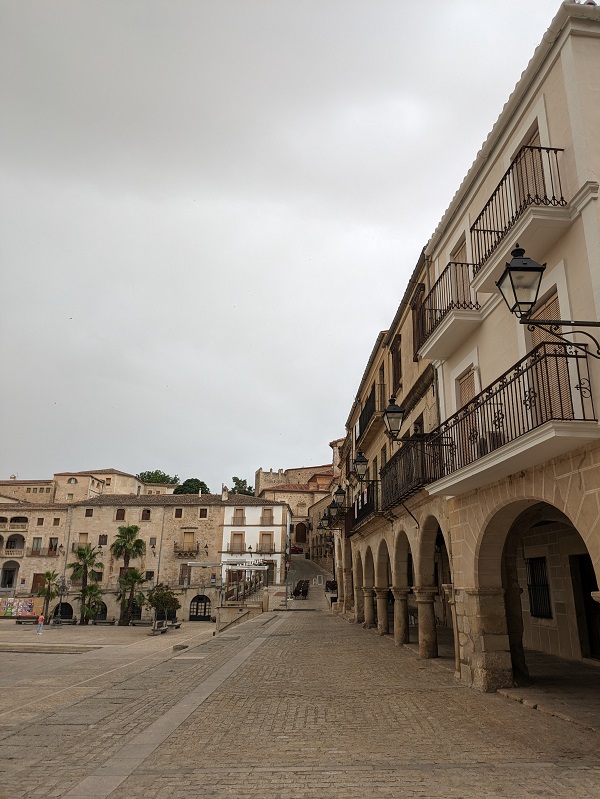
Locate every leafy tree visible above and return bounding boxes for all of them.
[117,568,147,626]
[230,476,254,495]
[68,545,103,625]
[173,478,210,495]
[136,470,179,484]
[145,583,181,621]
[110,525,146,570]
[76,583,105,624]
[37,570,59,618]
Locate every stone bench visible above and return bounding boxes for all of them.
[92,619,116,626]
[151,619,170,635]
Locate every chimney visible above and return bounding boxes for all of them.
[221,484,228,501]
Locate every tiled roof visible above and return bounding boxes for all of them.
[0,479,52,485]
[0,493,30,502]
[76,493,285,507]
[259,484,329,493]
[54,468,137,479]
[0,503,69,511]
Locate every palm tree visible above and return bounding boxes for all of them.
[110,525,146,570]
[117,567,146,626]
[76,582,105,624]
[38,570,59,618]
[68,544,103,625]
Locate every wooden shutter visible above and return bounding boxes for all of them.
[530,293,573,420]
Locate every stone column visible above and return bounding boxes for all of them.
[363,587,375,629]
[343,568,354,614]
[442,583,460,677]
[391,588,409,645]
[463,587,513,692]
[354,585,364,624]
[592,591,600,605]
[415,589,438,659]
[375,588,389,635]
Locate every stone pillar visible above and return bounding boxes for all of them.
[354,585,364,624]
[363,587,375,629]
[461,588,513,692]
[343,568,354,614]
[504,551,529,685]
[442,583,460,677]
[391,588,409,645]
[592,591,600,605]
[415,589,438,659]
[375,588,389,635]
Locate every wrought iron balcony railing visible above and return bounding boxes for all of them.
[381,437,434,509]
[428,341,595,477]
[357,383,386,442]
[417,262,480,351]
[352,480,380,527]
[471,146,567,272]
[174,541,200,556]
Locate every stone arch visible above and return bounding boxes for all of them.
[0,560,19,589]
[375,539,391,588]
[295,522,307,544]
[374,539,392,636]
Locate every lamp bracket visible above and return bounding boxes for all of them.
[522,319,600,359]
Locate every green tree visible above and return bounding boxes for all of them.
[76,582,105,624]
[145,583,181,622]
[230,476,254,495]
[110,525,146,570]
[117,568,147,626]
[68,545,103,625]
[37,570,59,618]
[173,478,210,495]
[136,470,179,484]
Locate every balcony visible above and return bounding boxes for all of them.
[351,481,381,530]
[259,515,275,526]
[427,341,599,497]
[470,146,569,293]
[417,262,481,360]
[226,543,246,554]
[231,515,246,526]
[26,548,59,557]
[255,544,277,554]
[0,548,24,558]
[381,437,434,509]
[357,383,387,448]
[8,523,28,531]
[174,541,200,557]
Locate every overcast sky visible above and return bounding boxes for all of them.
[0,0,562,491]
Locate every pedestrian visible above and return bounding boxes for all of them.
[36,613,45,635]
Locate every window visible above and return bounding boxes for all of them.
[141,509,151,521]
[259,532,273,553]
[115,509,125,521]
[98,534,108,546]
[183,531,195,549]
[199,508,208,519]
[26,488,31,493]
[67,494,73,501]
[233,509,245,525]
[67,478,78,485]
[91,569,103,582]
[32,537,42,554]
[85,509,93,518]
[147,490,152,495]
[145,570,155,581]
[46,488,51,493]
[31,573,46,593]
[381,444,387,468]
[179,564,191,586]
[149,537,157,547]
[33,488,37,493]
[105,478,111,486]
[230,532,245,553]
[261,508,273,525]
[53,518,60,526]
[391,335,402,393]
[37,518,44,526]
[410,284,426,361]
[174,508,183,519]
[48,538,58,554]
[526,557,552,618]
[78,533,88,545]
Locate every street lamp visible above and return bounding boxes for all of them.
[496,244,600,357]
[383,396,405,439]
[332,485,346,509]
[352,450,369,481]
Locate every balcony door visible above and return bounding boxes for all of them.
[529,293,574,422]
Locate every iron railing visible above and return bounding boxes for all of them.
[352,480,380,526]
[174,541,200,555]
[357,384,386,441]
[428,341,595,477]
[471,146,567,272]
[417,262,480,350]
[381,437,434,509]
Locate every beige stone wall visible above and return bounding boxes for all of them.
[0,481,55,503]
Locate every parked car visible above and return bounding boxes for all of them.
[290,546,304,554]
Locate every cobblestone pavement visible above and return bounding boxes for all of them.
[1,562,599,799]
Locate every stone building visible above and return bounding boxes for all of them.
[255,457,337,548]
[0,469,289,622]
[333,2,600,691]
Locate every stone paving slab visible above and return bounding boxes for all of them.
[1,563,600,798]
